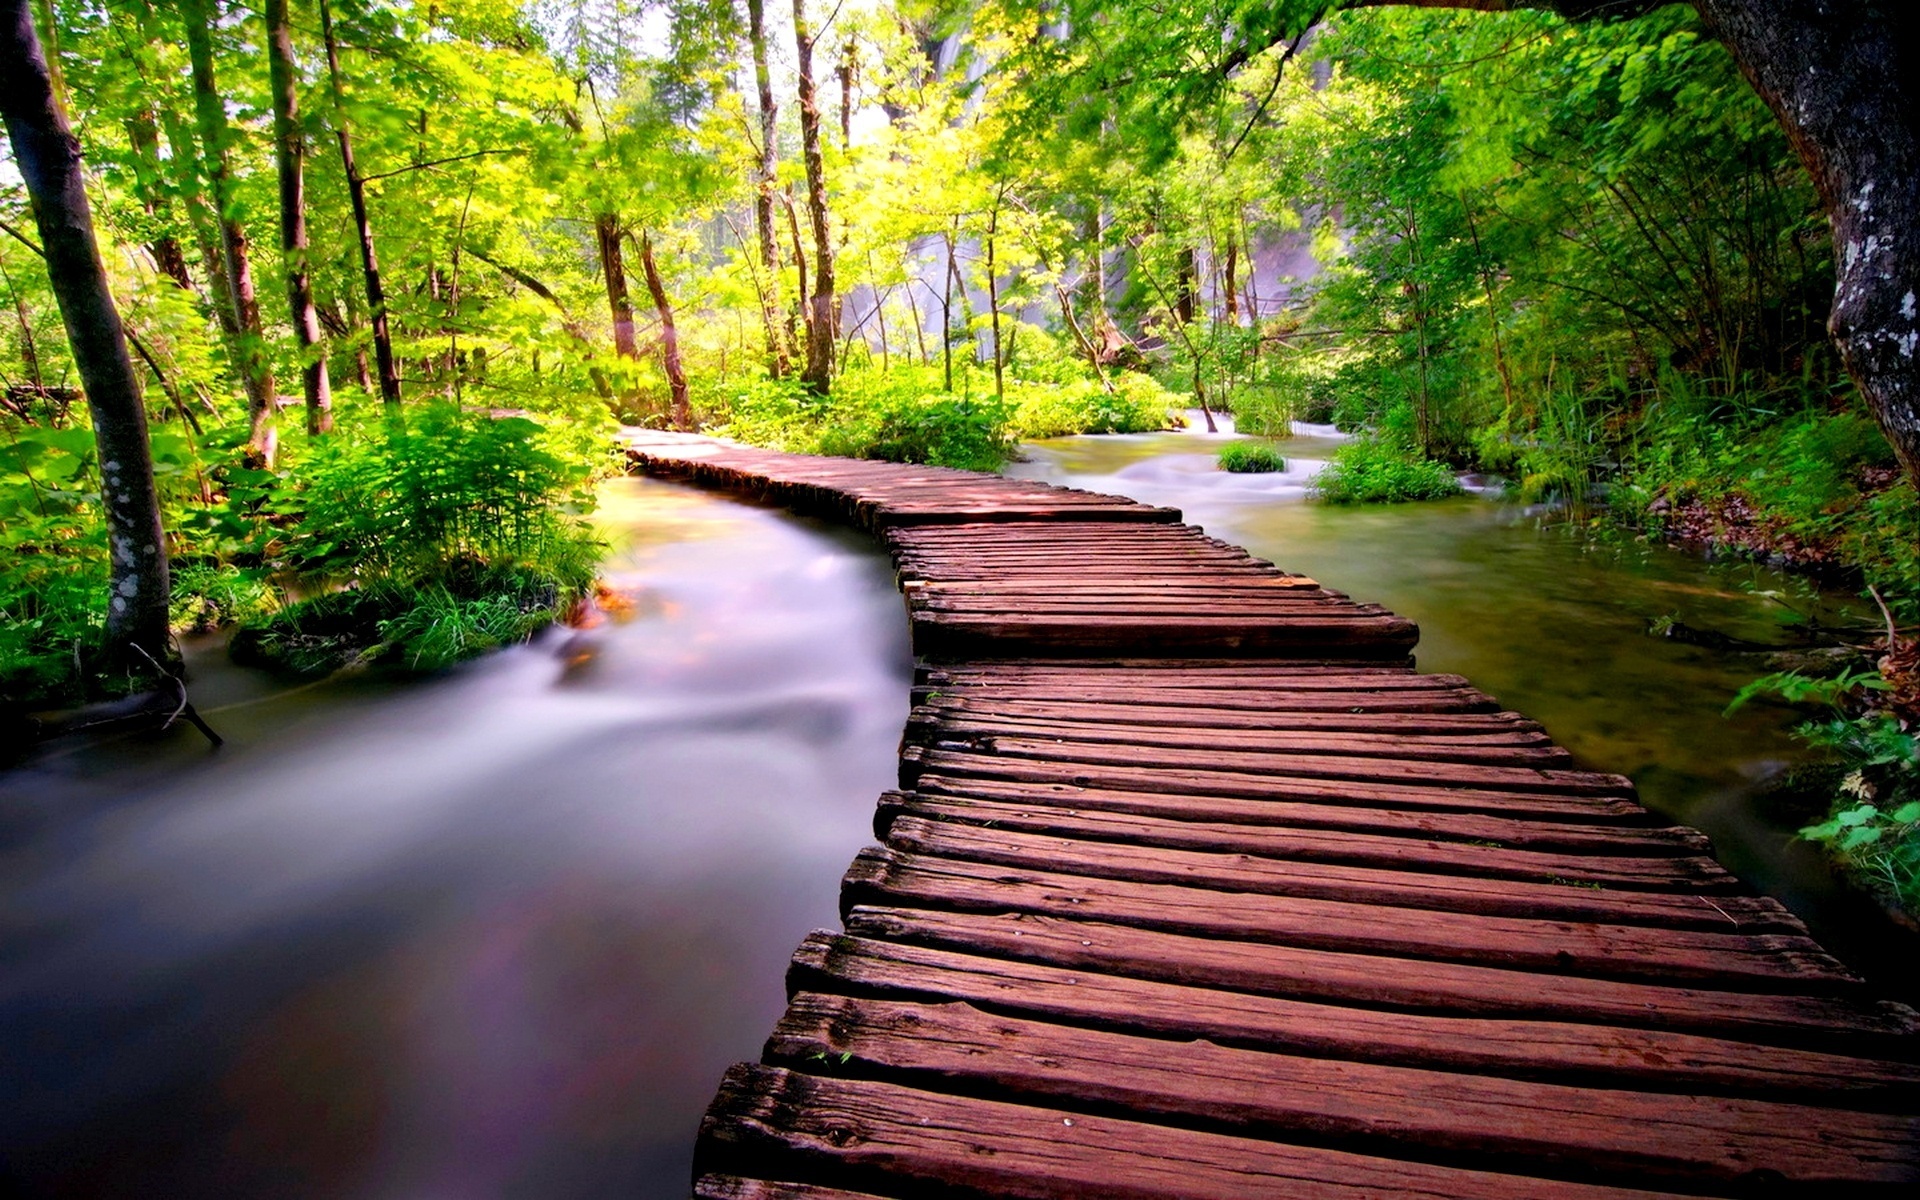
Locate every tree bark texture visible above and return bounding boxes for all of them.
[638,230,691,430]
[794,0,837,394]
[0,0,172,674]
[182,0,277,464]
[266,0,331,435]
[320,0,400,408]
[1687,0,1920,484]
[747,0,788,378]
[595,212,639,359]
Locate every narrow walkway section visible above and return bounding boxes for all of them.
[624,432,1920,1199]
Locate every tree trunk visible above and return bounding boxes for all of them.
[1223,231,1240,324]
[320,0,400,408]
[838,39,855,151]
[638,230,691,430]
[595,212,638,359]
[1688,0,1920,486]
[157,103,240,342]
[794,0,837,394]
[1,0,172,676]
[125,107,194,292]
[1175,245,1197,325]
[746,0,787,378]
[985,202,1004,399]
[182,0,277,464]
[266,0,331,435]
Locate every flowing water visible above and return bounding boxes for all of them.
[1008,416,1920,995]
[0,479,911,1199]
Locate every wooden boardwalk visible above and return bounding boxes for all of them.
[623,432,1920,1199]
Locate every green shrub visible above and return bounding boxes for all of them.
[232,563,565,676]
[1217,442,1287,473]
[1312,436,1462,504]
[278,404,598,584]
[1729,670,1919,915]
[1006,373,1177,440]
[169,563,280,635]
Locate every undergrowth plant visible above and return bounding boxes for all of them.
[1313,435,1461,504]
[1218,442,1287,473]
[1728,669,1920,915]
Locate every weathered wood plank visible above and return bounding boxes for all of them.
[937,735,1630,795]
[917,713,1573,766]
[842,906,1920,1050]
[790,933,1920,1102]
[876,798,1760,899]
[883,781,1714,856]
[909,750,1647,819]
[695,1176,900,1200]
[697,1065,1693,1200]
[844,848,1849,986]
[767,993,1920,1188]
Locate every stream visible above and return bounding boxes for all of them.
[3,426,1916,1198]
[0,481,910,1199]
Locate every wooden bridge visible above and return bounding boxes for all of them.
[623,431,1920,1199]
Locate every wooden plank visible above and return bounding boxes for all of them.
[930,736,1629,795]
[697,1065,1692,1200]
[695,1176,899,1200]
[767,993,1920,1188]
[914,696,1545,735]
[884,781,1714,856]
[910,754,1647,820]
[844,848,1847,985]
[790,933,1920,1102]
[915,685,1493,714]
[842,906,1920,1050]
[917,714,1573,767]
[877,798,1758,898]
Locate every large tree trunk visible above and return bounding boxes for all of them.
[1,0,172,676]
[266,0,331,436]
[637,230,691,430]
[1688,0,1920,485]
[595,212,639,360]
[319,0,400,409]
[746,0,787,379]
[793,0,837,394]
[182,0,277,464]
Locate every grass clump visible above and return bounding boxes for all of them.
[233,404,600,677]
[1313,436,1461,504]
[1217,442,1287,473]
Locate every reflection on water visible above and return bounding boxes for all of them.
[0,479,912,1199]
[1011,428,1920,995]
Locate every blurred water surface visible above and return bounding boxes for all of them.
[0,478,911,1199]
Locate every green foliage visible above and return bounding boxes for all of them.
[1312,436,1462,504]
[277,404,598,585]
[1217,442,1287,473]
[1734,671,1920,914]
[1006,373,1176,440]
[231,562,566,676]
[169,564,281,635]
